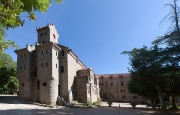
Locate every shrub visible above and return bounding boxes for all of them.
[84,101,92,107]
[130,102,137,109]
[107,100,112,107]
[93,101,101,107]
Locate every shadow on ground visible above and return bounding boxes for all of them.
[0,95,179,115]
[0,95,24,104]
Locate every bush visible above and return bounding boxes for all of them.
[83,101,92,107]
[93,101,101,107]
[130,102,137,109]
[107,100,112,107]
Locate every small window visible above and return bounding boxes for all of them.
[61,66,64,73]
[40,33,43,37]
[133,96,137,99]
[46,50,48,54]
[62,50,64,56]
[42,82,47,86]
[111,95,115,99]
[110,83,113,86]
[46,62,48,67]
[42,63,43,67]
[42,51,43,55]
[24,54,26,58]
[53,34,56,39]
[56,64,57,68]
[121,95,125,99]
[21,55,22,58]
[21,83,24,87]
[24,65,26,69]
[56,52,58,56]
[121,83,123,86]
[37,81,40,90]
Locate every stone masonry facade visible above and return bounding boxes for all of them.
[15,24,145,105]
[15,24,99,105]
[97,74,146,103]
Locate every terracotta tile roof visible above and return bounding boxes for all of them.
[96,73,130,78]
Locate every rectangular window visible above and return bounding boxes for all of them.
[21,55,22,58]
[133,96,137,99]
[37,81,40,90]
[56,52,58,56]
[24,54,26,58]
[110,83,113,86]
[46,62,48,67]
[61,66,64,72]
[42,51,43,55]
[56,64,57,68]
[121,83,123,86]
[42,63,43,67]
[62,50,64,56]
[46,50,48,54]
[121,95,125,99]
[24,65,26,69]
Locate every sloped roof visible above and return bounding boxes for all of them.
[96,73,130,78]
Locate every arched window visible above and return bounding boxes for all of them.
[21,83,24,87]
[42,82,47,86]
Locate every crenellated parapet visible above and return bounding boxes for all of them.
[26,44,35,52]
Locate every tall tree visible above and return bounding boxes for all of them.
[122,45,167,112]
[153,0,180,45]
[0,0,63,52]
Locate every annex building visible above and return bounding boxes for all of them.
[15,24,100,105]
[97,74,145,103]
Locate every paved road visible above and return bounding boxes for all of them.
[0,95,174,115]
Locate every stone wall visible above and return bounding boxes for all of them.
[98,74,145,103]
[67,51,86,103]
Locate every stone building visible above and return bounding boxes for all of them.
[97,73,145,103]
[14,24,99,105]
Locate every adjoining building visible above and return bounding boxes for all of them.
[14,24,100,105]
[97,73,145,103]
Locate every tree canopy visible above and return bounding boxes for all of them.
[0,0,63,52]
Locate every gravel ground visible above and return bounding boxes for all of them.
[0,95,179,115]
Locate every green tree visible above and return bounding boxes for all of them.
[122,45,167,112]
[0,52,16,68]
[7,76,19,94]
[128,72,158,109]
[0,0,63,52]
[0,52,17,94]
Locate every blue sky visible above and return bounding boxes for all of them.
[5,0,174,74]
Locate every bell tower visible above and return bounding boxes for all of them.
[36,23,59,44]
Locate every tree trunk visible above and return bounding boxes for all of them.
[151,97,155,109]
[172,95,176,108]
[156,85,166,113]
